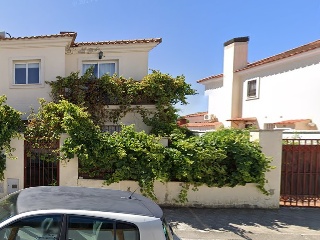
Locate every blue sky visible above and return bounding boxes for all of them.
[1,0,320,115]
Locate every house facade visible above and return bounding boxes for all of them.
[0,31,161,131]
[198,37,320,130]
[0,31,161,195]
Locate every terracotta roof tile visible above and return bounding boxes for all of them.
[182,122,222,127]
[0,32,161,48]
[183,112,208,117]
[226,117,257,121]
[0,32,77,41]
[73,38,162,47]
[197,73,223,83]
[237,39,320,72]
[274,119,310,124]
[198,39,320,84]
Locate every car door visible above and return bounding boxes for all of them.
[66,215,140,240]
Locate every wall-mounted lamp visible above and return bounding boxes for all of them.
[98,51,103,59]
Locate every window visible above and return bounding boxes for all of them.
[246,78,259,99]
[247,79,257,98]
[14,61,40,84]
[67,215,139,240]
[82,62,116,78]
[0,215,62,239]
[102,125,122,134]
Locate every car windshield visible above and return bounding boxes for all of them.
[0,191,19,223]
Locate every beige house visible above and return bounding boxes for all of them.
[0,31,161,131]
[198,37,320,130]
[0,31,161,195]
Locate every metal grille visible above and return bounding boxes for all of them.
[102,125,122,134]
[281,139,320,207]
[24,141,59,188]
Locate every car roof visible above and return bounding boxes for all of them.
[15,186,163,218]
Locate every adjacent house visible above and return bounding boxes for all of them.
[198,37,320,130]
[177,112,223,132]
[0,31,161,195]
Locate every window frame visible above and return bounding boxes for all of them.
[81,60,118,78]
[10,57,45,89]
[246,77,260,100]
[0,214,63,240]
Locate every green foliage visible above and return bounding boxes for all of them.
[46,69,196,135]
[25,99,100,161]
[24,69,271,202]
[0,96,22,180]
[24,98,271,201]
[79,125,169,200]
[166,128,272,195]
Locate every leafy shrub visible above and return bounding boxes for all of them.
[0,96,22,180]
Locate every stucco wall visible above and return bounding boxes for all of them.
[106,106,155,133]
[241,54,320,129]
[65,49,149,80]
[0,47,66,117]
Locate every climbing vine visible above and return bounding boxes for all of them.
[0,96,22,180]
[46,69,196,135]
[24,98,272,201]
[22,70,272,202]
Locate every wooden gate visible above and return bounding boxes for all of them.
[24,141,60,188]
[281,139,320,207]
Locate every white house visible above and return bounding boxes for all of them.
[198,37,320,130]
[0,31,161,195]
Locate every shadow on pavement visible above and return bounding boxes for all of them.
[163,206,320,239]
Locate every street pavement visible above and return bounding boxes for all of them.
[162,206,320,240]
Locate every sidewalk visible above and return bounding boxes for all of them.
[163,206,320,240]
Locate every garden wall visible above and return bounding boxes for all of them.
[76,130,283,208]
[2,130,282,208]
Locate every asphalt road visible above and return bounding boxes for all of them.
[162,206,320,240]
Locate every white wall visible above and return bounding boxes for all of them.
[205,79,225,122]
[241,54,320,129]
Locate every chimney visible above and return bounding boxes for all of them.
[222,36,249,126]
[0,31,6,39]
[223,36,249,72]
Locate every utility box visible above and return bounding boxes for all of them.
[7,178,19,194]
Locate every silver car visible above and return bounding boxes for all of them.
[0,186,174,240]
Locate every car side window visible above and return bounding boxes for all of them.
[67,216,114,240]
[116,222,139,240]
[67,215,140,240]
[0,214,62,240]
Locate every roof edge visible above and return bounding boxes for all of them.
[224,36,249,47]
